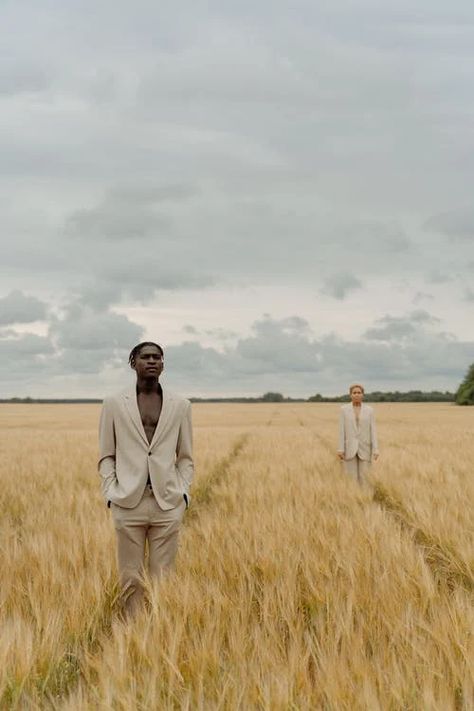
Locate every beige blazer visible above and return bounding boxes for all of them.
[98,386,193,510]
[338,403,379,461]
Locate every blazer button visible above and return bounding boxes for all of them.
[148,451,152,456]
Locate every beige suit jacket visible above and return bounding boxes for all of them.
[98,386,194,510]
[338,403,379,461]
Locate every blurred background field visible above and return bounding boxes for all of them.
[0,403,473,710]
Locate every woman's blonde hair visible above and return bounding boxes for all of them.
[349,383,365,394]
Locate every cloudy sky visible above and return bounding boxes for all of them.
[1,0,474,398]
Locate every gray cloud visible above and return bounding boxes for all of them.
[66,184,197,241]
[329,220,411,254]
[412,291,434,304]
[0,299,144,390]
[164,311,473,396]
[364,310,440,342]
[205,327,238,341]
[425,270,453,284]
[166,341,228,377]
[51,188,418,313]
[321,273,363,300]
[234,315,318,372]
[0,290,48,325]
[109,185,198,204]
[51,303,143,353]
[67,203,170,242]
[0,332,55,387]
[425,207,474,240]
[181,325,238,341]
[0,332,53,357]
[75,268,214,310]
[1,309,472,397]
[0,59,50,96]
[2,2,472,309]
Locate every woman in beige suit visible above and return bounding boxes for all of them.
[337,384,379,484]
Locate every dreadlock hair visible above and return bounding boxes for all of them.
[128,341,164,367]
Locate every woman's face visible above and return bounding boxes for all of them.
[351,387,364,404]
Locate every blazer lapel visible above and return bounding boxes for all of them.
[350,404,365,430]
[149,388,174,450]
[348,404,357,429]
[123,387,148,446]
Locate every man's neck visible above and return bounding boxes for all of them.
[136,378,161,395]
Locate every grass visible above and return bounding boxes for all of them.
[0,403,473,709]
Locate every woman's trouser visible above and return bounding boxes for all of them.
[342,455,371,485]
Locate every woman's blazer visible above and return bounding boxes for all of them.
[338,403,379,461]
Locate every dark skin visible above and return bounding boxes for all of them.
[131,345,164,444]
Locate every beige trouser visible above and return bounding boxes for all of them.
[342,455,372,485]
[111,485,186,617]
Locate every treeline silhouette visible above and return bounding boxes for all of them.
[0,389,461,404]
[455,363,474,405]
[0,398,103,403]
[192,390,455,403]
[308,390,455,403]
[3,362,472,405]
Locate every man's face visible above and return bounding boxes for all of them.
[132,345,164,380]
[351,387,363,404]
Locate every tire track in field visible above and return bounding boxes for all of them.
[296,409,474,595]
[184,432,249,521]
[373,482,474,594]
[293,411,335,456]
[44,432,250,710]
[266,408,280,426]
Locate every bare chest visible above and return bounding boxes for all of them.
[350,406,366,429]
[137,393,162,443]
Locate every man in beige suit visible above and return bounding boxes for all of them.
[337,383,379,484]
[98,341,193,617]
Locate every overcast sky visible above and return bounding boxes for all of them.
[1,0,473,397]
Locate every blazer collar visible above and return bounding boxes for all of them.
[122,385,174,449]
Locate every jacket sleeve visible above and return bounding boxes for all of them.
[176,400,194,497]
[338,408,345,454]
[98,397,117,502]
[370,409,379,454]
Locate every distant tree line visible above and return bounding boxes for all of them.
[0,391,457,404]
[0,398,102,404]
[308,390,455,403]
[455,363,474,405]
[189,393,307,403]
[191,390,456,403]
[2,362,474,404]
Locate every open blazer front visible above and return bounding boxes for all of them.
[98,386,194,510]
[338,403,379,461]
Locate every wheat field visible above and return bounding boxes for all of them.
[1,402,473,710]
